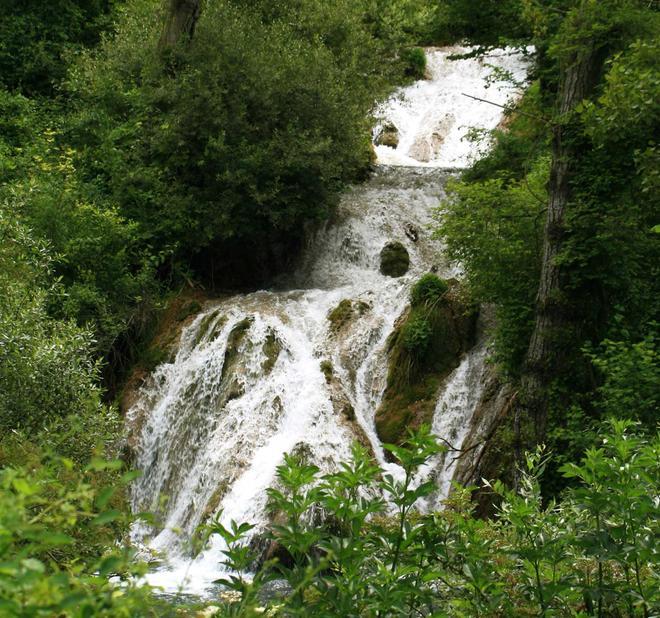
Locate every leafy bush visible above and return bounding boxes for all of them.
[0,207,100,434]
[401,314,432,353]
[589,336,658,425]
[360,0,440,49]
[435,157,548,373]
[432,0,532,45]
[206,421,659,617]
[67,0,384,286]
[410,273,448,306]
[0,0,118,95]
[401,46,427,78]
[0,457,160,617]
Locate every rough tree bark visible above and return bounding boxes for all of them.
[520,42,605,440]
[158,0,201,52]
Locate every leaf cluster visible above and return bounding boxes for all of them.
[207,422,660,617]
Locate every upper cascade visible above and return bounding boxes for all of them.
[126,46,531,596]
[374,46,532,168]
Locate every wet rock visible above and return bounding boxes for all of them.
[375,122,399,148]
[262,330,282,374]
[374,280,478,449]
[341,402,356,421]
[404,223,419,242]
[408,114,454,162]
[221,318,253,382]
[379,241,410,277]
[327,299,371,332]
[319,360,333,383]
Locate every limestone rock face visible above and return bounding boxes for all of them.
[379,241,410,277]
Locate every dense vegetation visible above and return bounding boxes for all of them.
[436,0,659,493]
[0,0,657,615]
[208,421,658,616]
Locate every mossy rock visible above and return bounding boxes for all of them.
[262,329,282,374]
[320,360,333,383]
[193,309,227,347]
[379,241,410,277]
[328,299,353,330]
[341,402,356,421]
[212,317,254,412]
[410,273,449,307]
[328,299,371,332]
[222,317,253,383]
[375,282,478,449]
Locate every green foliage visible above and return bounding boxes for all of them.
[0,91,39,182]
[0,0,119,95]
[559,36,660,346]
[401,314,432,354]
[20,141,159,356]
[0,456,161,617]
[0,208,101,435]
[588,335,658,425]
[360,0,440,49]
[401,46,427,78]
[561,420,660,615]
[462,81,549,184]
[435,156,548,373]
[435,2,659,495]
[66,0,385,286]
[432,0,532,45]
[410,273,448,307]
[207,422,660,617]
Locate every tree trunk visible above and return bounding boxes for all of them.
[521,44,603,440]
[158,0,201,52]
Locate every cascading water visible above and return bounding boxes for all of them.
[128,46,530,595]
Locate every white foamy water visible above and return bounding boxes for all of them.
[127,47,531,596]
[374,46,531,168]
[415,340,490,510]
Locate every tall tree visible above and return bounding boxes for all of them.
[158,0,201,52]
[521,2,607,439]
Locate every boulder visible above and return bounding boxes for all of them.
[375,122,399,148]
[374,280,479,449]
[379,241,410,277]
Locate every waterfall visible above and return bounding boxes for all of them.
[127,46,530,595]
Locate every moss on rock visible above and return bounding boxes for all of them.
[328,299,371,332]
[379,241,410,277]
[262,329,282,374]
[193,309,227,347]
[320,360,333,383]
[410,273,449,307]
[375,280,478,448]
[214,317,254,409]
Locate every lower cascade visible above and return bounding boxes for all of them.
[127,46,530,595]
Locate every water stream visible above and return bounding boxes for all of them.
[127,46,530,595]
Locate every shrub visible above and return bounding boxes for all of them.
[0,0,118,95]
[401,46,426,78]
[207,422,660,617]
[0,457,159,616]
[410,273,448,306]
[435,156,548,374]
[67,0,383,286]
[0,207,100,435]
[401,314,432,353]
